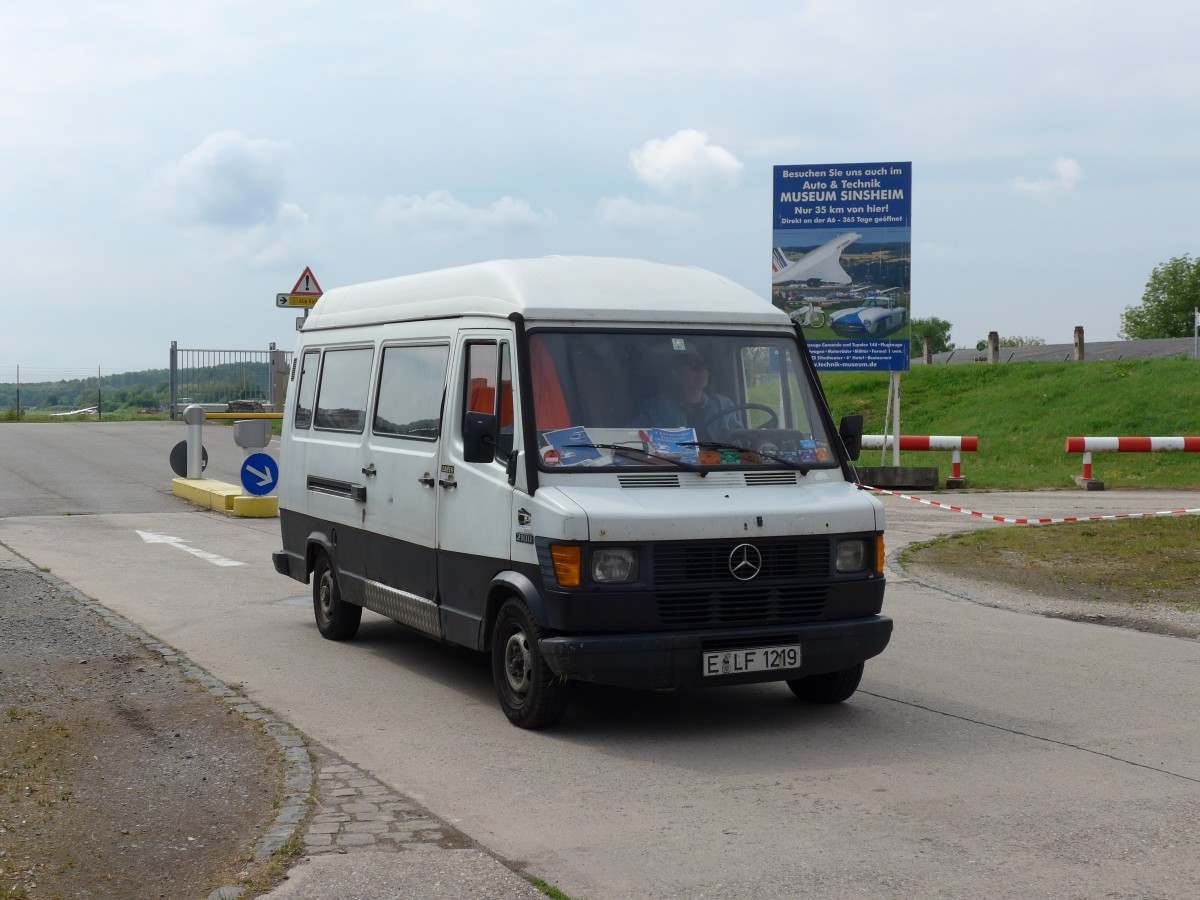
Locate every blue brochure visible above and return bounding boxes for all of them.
[542,426,603,466]
[644,427,700,465]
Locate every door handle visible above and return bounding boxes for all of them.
[418,472,436,488]
[438,476,457,490]
[362,463,377,477]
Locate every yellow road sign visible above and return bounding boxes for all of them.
[276,293,320,308]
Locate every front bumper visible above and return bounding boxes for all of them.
[539,615,892,689]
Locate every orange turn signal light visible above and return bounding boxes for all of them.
[550,544,582,587]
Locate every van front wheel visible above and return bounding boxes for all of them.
[786,662,864,704]
[312,551,362,641]
[491,598,568,729]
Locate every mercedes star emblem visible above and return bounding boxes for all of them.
[728,543,762,581]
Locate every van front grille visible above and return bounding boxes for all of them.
[655,584,829,627]
[651,538,832,627]
[653,539,831,584]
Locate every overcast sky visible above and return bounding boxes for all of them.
[2,0,1198,380]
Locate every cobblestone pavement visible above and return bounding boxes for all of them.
[299,744,474,856]
[259,742,550,900]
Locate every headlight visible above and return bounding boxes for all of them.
[836,539,868,573]
[591,547,639,583]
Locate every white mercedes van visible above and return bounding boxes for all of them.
[273,257,890,728]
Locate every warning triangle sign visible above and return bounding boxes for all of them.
[291,266,323,296]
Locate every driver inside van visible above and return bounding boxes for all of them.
[638,345,742,442]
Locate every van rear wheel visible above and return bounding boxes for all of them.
[313,551,362,641]
[787,662,864,704]
[491,598,568,729]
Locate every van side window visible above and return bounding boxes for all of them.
[293,350,320,430]
[464,342,514,457]
[373,344,450,440]
[314,347,373,433]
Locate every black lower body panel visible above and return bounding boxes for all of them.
[539,615,892,689]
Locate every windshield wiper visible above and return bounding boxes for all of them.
[565,443,708,477]
[681,440,811,475]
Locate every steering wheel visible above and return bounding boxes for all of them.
[701,403,778,430]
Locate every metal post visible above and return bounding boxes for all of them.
[880,376,893,466]
[183,405,205,479]
[891,372,901,468]
[269,345,288,413]
[169,341,178,421]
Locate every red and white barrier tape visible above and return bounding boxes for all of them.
[856,484,1200,525]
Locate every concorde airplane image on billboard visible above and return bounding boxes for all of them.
[771,231,862,286]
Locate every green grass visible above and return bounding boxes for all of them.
[820,357,1200,489]
[0,409,170,423]
[528,876,572,899]
[900,515,1200,613]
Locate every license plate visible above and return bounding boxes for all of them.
[702,644,801,677]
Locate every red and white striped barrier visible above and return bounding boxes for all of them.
[1064,436,1200,484]
[858,484,1200,525]
[863,435,978,483]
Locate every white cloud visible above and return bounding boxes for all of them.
[375,190,555,235]
[144,131,297,227]
[593,196,699,230]
[1010,157,1084,195]
[629,129,744,199]
[219,202,311,268]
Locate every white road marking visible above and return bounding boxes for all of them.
[136,530,244,567]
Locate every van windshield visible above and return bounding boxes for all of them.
[528,330,839,471]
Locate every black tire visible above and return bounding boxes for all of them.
[787,662,864,704]
[490,598,568,729]
[312,551,362,641]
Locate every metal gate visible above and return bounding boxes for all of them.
[169,341,291,420]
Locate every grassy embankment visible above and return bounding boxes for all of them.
[821,357,1200,615]
[820,357,1200,491]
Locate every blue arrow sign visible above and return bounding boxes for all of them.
[240,452,279,496]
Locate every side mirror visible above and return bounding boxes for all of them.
[463,411,498,463]
[838,414,864,461]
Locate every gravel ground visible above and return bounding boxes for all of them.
[899,559,1200,640]
[0,566,287,899]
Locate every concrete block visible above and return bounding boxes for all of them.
[853,466,940,491]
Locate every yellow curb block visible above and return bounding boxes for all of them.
[172,478,278,518]
[232,494,280,518]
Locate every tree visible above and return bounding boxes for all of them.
[1120,254,1200,339]
[974,335,1046,350]
[909,317,954,357]
[999,335,1045,347]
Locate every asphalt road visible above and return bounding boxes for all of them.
[1,422,1198,898]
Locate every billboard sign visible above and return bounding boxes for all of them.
[772,162,912,371]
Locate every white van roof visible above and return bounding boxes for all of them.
[302,257,789,330]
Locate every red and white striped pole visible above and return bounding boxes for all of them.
[1064,436,1200,488]
[862,435,978,484]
